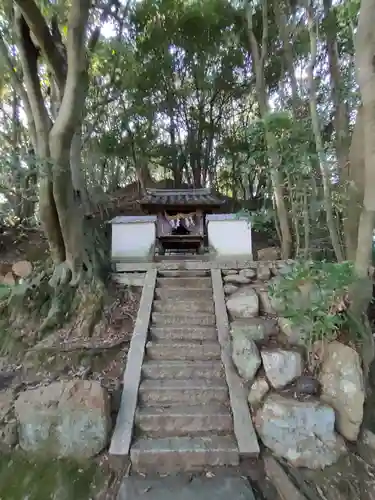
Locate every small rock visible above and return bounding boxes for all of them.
[276,262,293,275]
[2,272,15,286]
[0,390,17,450]
[257,263,271,281]
[15,380,111,458]
[0,389,14,421]
[277,317,309,346]
[223,274,251,285]
[261,349,303,389]
[12,260,33,278]
[257,247,280,261]
[226,287,259,319]
[222,270,238,276]
[248,377,269,406]
[255,394,346,469]
[232,332,261,381]
[223,284,238,296]
[0,420,18,449]
[231,318,275,342]
[239,268,257,279]
[0,371,19,391]
[295,375,321,396]
[362,429,375,451]
[319,342,364,441]
[270,264,279,276]
[258,289,276,315]
[358,429,375,465]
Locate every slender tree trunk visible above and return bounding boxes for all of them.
[323,0,350,170]
[305,2,344,262]
[343,107,365,260]
[11,89,22,220]
[245,0,292,258]
[70,127,89,211]
[355,0,375,275]
[14,8,65,263]
[350,0,375,379]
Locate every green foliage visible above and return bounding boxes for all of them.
[0,283,10,300]
[237,207,277,240]
[269,260,356,347]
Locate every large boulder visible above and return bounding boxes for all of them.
[319,342,364,441]
[226,287,259,319]
[261,349,303,389]
[255,394,346,469]
[15,380,111,458]
[231,332,261,381]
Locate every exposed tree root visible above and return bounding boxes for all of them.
[6,222,109,341]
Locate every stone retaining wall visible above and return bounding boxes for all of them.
[221,260,365,469]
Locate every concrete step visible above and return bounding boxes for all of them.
[155,287,213,300]
[130,435,239,473]
[142,360,224,380]
[153,300,214,314]
[157,277,212,289]
[146,341,221,361]
[136,404,233,437]
[150,326,218,342]
[152,312,216,326]
[158,270,210,278]
[138,379,228,406]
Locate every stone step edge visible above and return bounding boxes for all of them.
[130,435,239,473]
[139,378,228,390]
[141,360,225,380]
[136,403,231,417]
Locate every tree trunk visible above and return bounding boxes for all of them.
[305,2,344,262]
[70,127,89,210]
[245,0,292,258]
[11,89,22,220]
[14,0,92,272]
[14,7,66,263]
[345,108,365,260]
[355,0,375,276]
[323,0,350,177]
[350,0,375,379]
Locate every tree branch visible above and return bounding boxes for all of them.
[88,0,129,53]
[0,33,37,149]
[260,0,268,67]
[14,9,52,157]
[13,0,67,92]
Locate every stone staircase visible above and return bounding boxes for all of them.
[130,269,239,473]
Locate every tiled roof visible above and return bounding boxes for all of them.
[139,188,223,206]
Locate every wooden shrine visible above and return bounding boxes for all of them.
[139,188,223,255]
